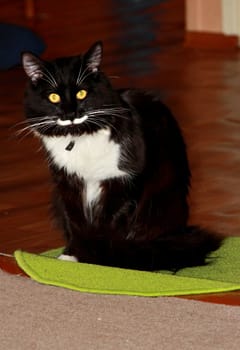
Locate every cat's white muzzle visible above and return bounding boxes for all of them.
[57,115,88,126]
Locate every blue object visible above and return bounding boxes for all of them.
[0,23,45,70]
[113,0,167,76]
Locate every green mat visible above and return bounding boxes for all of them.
[14,237,240,297]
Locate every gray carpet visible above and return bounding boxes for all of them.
[0,269,240,350]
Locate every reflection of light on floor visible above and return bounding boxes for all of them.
[112,0,167,76]
[120,47,160,76]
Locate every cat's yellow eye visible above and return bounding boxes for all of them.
[48,93,61,104]
[76,89,87,100]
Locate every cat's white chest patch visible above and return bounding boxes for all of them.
[42,128,127,180]
[42,129,128,214]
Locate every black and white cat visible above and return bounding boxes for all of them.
[22,41,222,271]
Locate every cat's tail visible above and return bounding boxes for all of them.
[110,226,224,271]
[151,225,224,271]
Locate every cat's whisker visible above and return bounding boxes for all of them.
[93,106,130,113]
[86,118,109,133]
[77,70,94,86]
[76,59,84,86]
[17,123,53,141]
[14,124,40,141]
[42,67,58,88]
[88,109,129,121]
[41,76,57,88]
[103,104,129,110]
[12,120,29,128]
[88,116,121,138]
[32,121,56,130]
[11,117,50,130]
[76,65,89,86]
[17,120,53,132]
[11,122,31,134]
[104,121,122,137]
[95,112,129,120]
[16,121,55,137]
[15,125,35,136]
[86,118,105,129]
[30,121,55,139]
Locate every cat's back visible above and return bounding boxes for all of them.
[119,88,185,150]
[120,88,168,117]
[119,88,190,188]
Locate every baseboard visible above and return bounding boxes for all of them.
[185,31,238,50]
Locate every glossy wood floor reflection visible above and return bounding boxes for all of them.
[1,0,240,305]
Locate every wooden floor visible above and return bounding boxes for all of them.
[1,0,240,305]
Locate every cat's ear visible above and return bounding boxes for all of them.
[85,41,103,72]
[22,52,43,83]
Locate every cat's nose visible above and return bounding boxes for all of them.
[62,112,75,121]
[57,112,76,126]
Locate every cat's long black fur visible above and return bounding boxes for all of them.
[22,41,223,271]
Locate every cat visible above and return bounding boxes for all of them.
[21,41,223,271]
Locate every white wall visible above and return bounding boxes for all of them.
[222,0,240,36]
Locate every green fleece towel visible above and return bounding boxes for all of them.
[14,237,240,297]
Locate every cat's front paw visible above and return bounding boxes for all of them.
[58,254,78,262]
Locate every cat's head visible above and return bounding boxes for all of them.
[22,41,125,137]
